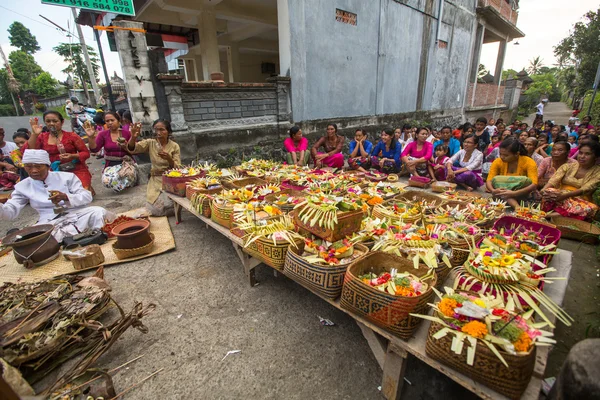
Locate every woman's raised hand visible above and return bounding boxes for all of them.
[29,117,43,135]
[131,122,142,139]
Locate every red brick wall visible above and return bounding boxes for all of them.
[478,0,518,25]
[467,83,506,107]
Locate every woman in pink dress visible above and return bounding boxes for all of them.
[85,111,132,170]
[400,127,433,176]
[310,123,345,169]
[283,126,309,166]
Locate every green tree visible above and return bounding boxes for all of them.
[31,72,60,98]
[53,43,100,87]
[527,56,544,75]
[0,69,12,105]
[520,73,558,114]
[8,22,41,54]
[8,50,43,89]
[501,68,519,81]
[554,9,600,97]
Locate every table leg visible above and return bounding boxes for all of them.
[232,243,259,287]
[381,343,408,400]
[174,202,182,224]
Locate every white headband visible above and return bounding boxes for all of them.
[22,149,51,166]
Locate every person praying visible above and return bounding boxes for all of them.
[0,149,111,242]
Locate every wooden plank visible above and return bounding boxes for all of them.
[357,322,387,369]
[381,343,408,400]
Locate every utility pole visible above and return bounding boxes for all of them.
[92,14,115,111]
[0,45,21,116]
[71,8,101,106]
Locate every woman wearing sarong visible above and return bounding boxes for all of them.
[85,111,131,170]
[27,111,92,190]
[348,129,373,172]
[486,137,538,208]
[541,142,600,221]
[537,140,575,188]
[127,119,181,216]
[370,127,402,174]
[444,134,485,191]
[283,126,310,166]
[400,127,432,176]
[310,123,345,169]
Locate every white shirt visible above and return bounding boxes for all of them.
[0,171,92,223]
[446,149,484,171]
[536,103,544,115]
[1,141,18,156]
[485,125,498,136]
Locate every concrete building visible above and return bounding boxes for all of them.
[80,0,524,164]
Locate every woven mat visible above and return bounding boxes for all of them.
[0,213,175,284]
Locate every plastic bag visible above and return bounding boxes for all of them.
[102,162,136,193]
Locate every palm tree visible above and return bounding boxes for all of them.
[527,56,544,75]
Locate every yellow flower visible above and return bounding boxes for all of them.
[501,255,515,266]
[473,299,486,308]
[461,321,488,339]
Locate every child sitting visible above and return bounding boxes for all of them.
[486,134,500,155]
[428,144,449,181]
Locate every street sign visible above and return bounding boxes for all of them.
[41,0,136,17]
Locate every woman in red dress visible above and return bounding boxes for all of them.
[27,111,92,191]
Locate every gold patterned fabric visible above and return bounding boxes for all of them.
[131,139,181,203]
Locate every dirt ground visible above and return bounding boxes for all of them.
[0,144,598,399]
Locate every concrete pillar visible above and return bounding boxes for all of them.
[277,0,291,77]
[469,23,485,84]
[113,20,159,132]
[226,43,240,83]
[157,74,188,133]
[198,7,221,80]
[494,40,507,85]
[266,76,292,122]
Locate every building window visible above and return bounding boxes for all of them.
[336,9,357,26]
[438,40,448,49]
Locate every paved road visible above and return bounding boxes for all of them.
[0,116,72,136]
[524,102,573,126]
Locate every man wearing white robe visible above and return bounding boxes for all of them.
[0,149,111,242]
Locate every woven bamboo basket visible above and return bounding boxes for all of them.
[284,243,369,299]
[162,173,204,197]
[340,252,437,339]
[112,233,155,260]
[292,208,365,242]
[242,235,304,271]
[426,320,535,399]
[395,190,446,208]
[69,245,105,270]
[372,200,420,223]
[230,177,267,188]
[263,189,307,213]
[550,216,599,245]
[210,200,234,229]
[185,184,222,201]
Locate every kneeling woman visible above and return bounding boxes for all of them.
[370,128,402,174]
[541,142,600,220]
[310,123,345,169]
[127,119,181,216]
[283,126,310,166]
[486,137,538,208]
[348,129,373,172]
[444,134,485,191]
[400,127,432,176]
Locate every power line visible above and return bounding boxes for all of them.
[0,5,60,31]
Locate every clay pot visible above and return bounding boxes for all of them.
[210,72,224,81]
[2,224,61,268]
[111,219,152,249]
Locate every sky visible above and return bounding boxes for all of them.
[0,0,598,84]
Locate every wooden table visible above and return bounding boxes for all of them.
[167,193,572,400]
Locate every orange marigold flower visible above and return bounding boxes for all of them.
[367,196,384,206]
[513,331,532,352]
[461,320,488,339]
[438,298,458,317]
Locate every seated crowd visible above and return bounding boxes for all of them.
[284,116,600,221]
